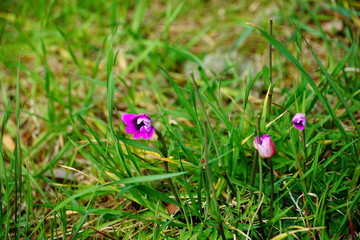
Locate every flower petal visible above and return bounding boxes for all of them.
[121,113,139,123]
[262,136,276,157]
[137,115,151,125]
[134,130,153,140]
[147,127,155,138]
[253,136,260,149]
[125,124,139,134]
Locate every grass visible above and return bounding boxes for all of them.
[1,0,360,239]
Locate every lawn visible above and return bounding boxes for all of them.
[0,0,359,239]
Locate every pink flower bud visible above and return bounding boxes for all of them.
[292,113,306,130]
[253,134,276,159]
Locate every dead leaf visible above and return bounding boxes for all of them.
[166,203,180,215]
[3,134,15,152]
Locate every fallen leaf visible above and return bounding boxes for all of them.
[166,203,179,215]
[3,134,15,152]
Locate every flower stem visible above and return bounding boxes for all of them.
[155,128,168,158]
[302,128,307,174]
[257,154,264,226]
[163,161,181,204]
[302,128,308,188]
[155,128,181,205]
[268,156,275,238]
[269,157,274,220]
[250,151,259,186]
[256,116,264,231]
[218,222,227,240]
[256,153,265,240]
[299,128,312,231]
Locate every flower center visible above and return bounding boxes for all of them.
[137,117,151,131]
[137,121,145,130]
[295,120,303,126]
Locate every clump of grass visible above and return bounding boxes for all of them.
[1,0,359,239]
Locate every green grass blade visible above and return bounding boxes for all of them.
[34,141,72,177]
[301,35,360,136]
[249,23,350,143]
[166,44,204,69]
[335,187,360,238]
[56,26,81,68]
[30,172,187,236]
[159,66,198,122]
[14,51,23,239]
[131,0,149,34]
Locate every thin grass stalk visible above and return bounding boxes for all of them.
[0,130,3,230]
[15,52,23,239]
[267,19,273,116]
[201,166,211,222]
[350,166,360,197]
[106,36,133,177]
[191,73,237,201]
[1,102,12,237]
[191,73,220,160]
[268,22,275,234]
[203,123,226,240]
[24,159,31,235]
[222,171,237,198]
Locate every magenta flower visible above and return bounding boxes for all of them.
[292,113,306,130]
[253,134,276,159]
[121,113,155,140]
